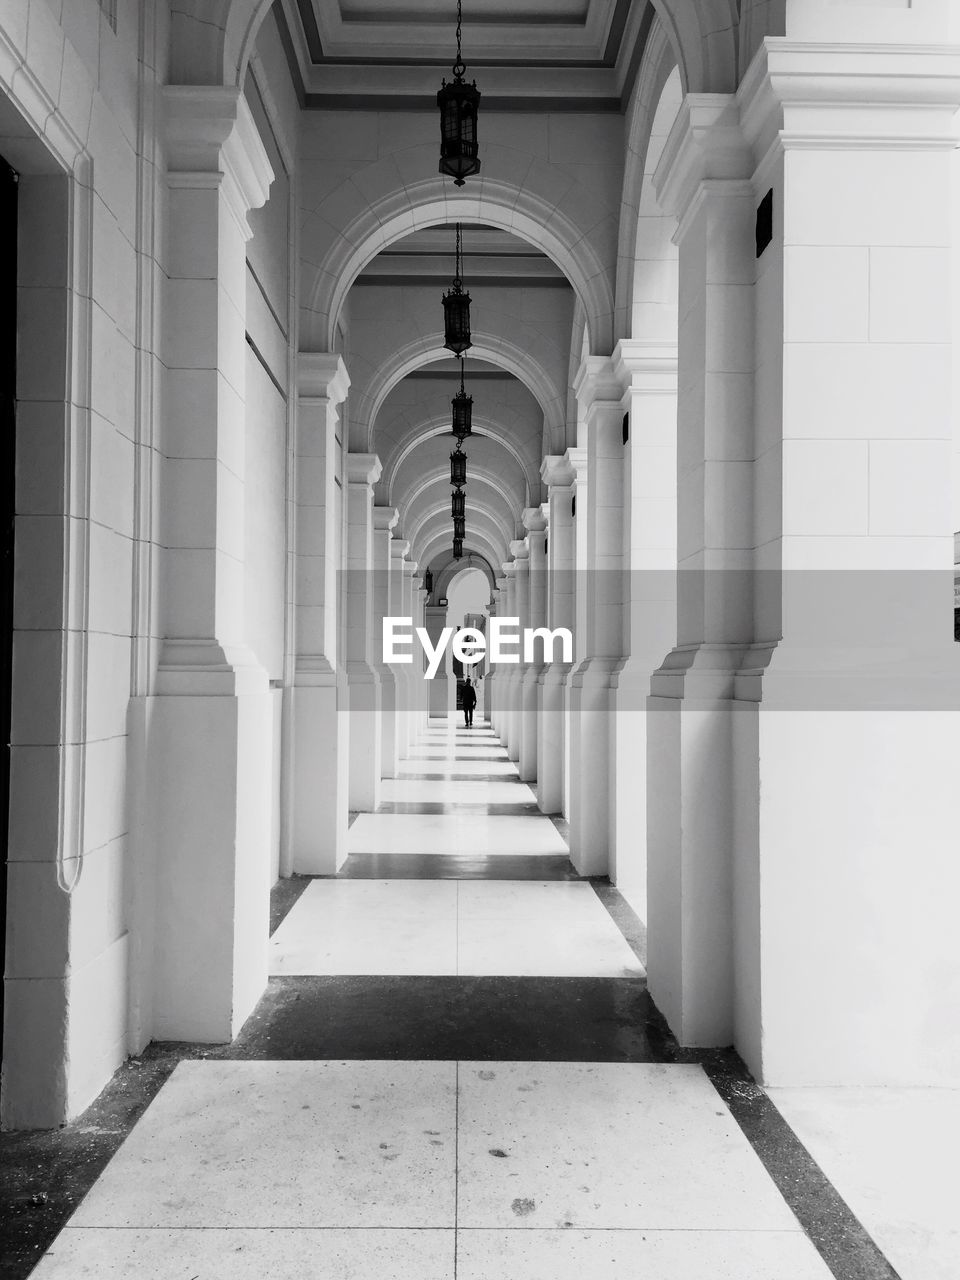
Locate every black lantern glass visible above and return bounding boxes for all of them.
[450,449,467,487]
[452,389,472,439]
[442,224,471,355]
[453,537,464,559]
[453,516,466,541]
[437,0,480,186]
[452,489,466,519]
[452,359,472,439]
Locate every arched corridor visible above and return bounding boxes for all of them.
[2,0,960,1276]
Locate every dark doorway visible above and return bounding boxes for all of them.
[0,155,18,1076]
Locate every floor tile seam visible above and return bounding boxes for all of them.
[61,1225,818,1234]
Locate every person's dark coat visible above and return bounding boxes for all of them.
[462,682,477,710]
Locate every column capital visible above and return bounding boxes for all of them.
[298,353,350,406]
[541,454,575,489]
[501,561,516,578]
[612,338,679,386]
[573,355,626,411]
[654,94,752,223]
[402,558,419,576]
[163,86,274,232]
[522,507,547,535]
[739,40,960,165]
[373,506,399,532]
[391,538,410,560]
[346,453,382,487]
[563,446,588,483]
[510,540,529,562]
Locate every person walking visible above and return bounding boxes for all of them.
[462,676,477,728]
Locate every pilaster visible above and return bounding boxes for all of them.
[288,354,351,874]
[150,87,275,1045]
[345,454,383,810]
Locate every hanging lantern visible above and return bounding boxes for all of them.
[437,0,480,187]
[451,359,472,440]
[453,516,466,541]
[424,569,434,595]
[452,489,466,519]
[453,536,464,560]
[442,224,471,355]
[450,448,467,487]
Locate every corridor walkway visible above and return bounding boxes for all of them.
[11,722,889,1279]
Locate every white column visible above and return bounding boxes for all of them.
[519,509,547,782]
[567,359,626,876]
[372,507,400,779]
[498,562,518,751]
[610,340,678,915]
[288,354,350,874]
[151,87,275,1042]
[538,457,577,814]
[398,554,418,756]
[506,541,529,763]
[415,583,429,730]
[733,44,960,1086]
[646,97,756,1049]
[424,603,449,718]
[345,454,383,811]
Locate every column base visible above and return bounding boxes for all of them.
[346,662,382,811]
[289,665,349,875]
[149,663,273,1043]
[536,662,570,814]
[567,657,620,877]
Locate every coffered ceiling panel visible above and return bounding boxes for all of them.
[275,0,653,108]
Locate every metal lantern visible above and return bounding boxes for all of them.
[424,569,434,595]
[450,448,467,487]
[437,0,480,187]
[451,359,472,440]
[452,489,466,519]
[442,224,471,355]
[452,389,472,439]
[453,516,466,541]
[453,536,464,560]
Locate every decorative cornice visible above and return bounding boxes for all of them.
[739,39,960,162]
[563,446,588,481]
[163,86,274,229]
[510,539,529,561]
[391,539,410,559]
[402,558,419,575]
[572,355,626,409]
[346,453,382,486]
[373,506,399,532]
[298,352,351,405]
[522,507,548,535]
[653,93,753,223]
[613,338,679,386]
[541,454,574,489]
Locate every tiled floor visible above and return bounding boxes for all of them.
[767,1087,960,1280]
[12,718,904,1280]
[269,880,644,976]
[29,1060,833,1279]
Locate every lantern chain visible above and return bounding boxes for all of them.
[454,0,465,78]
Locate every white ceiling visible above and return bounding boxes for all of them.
[276,0,651,107]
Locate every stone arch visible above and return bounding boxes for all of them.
[418,526,506,576]
[615,18,681,343]
[435,557,498,601]
[399,471,523,546]
[381,416,537,512]
[356,334,565,455]
[648,0,740,94]
[408,492,516,554]
[168,0,275,88]
[304,171,616,356]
